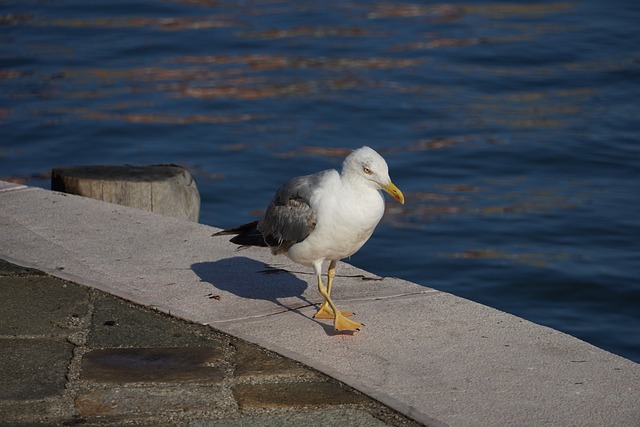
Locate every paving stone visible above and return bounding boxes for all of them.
[0,399,70,427]
[75,386,237,418]
[88,293,225,348]
[0,259,45,276]
[233,381,369,410]
[233,339,321,382]
[0,338,73,400]
[189,408,390,427]
[81,347,225,384]
[0,276,90,336]
[0,259,414,427]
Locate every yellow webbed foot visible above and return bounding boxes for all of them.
[333,312,363,332]
[314,301,354,319]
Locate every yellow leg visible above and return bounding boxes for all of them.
[316,274,362,332]
[314,261,354,319]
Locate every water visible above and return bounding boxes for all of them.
[2,1,639,362]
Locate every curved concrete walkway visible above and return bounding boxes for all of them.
[1,181,638,426]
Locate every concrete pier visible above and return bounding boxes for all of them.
[1,180,638,426]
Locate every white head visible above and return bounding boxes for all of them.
[341,146,404,204]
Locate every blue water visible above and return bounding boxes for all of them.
[2,1,639,362]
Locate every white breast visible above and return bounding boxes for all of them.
[287,177,385,266]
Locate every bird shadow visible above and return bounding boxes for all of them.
[191,257,337,335]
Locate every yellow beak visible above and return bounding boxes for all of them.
[382,180,405,205]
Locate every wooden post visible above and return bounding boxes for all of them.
[51,164,200,222]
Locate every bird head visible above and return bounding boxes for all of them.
[342,146,405,205]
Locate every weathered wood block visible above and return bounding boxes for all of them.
[51,165,200,222]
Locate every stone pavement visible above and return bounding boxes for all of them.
[0,259,420,427]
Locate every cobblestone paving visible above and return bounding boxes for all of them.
[0,259,422,426]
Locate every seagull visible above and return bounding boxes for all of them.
[213,146,404,332]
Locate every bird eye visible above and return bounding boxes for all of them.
[363,166,372,175]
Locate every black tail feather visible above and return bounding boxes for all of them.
[212,221,268,247]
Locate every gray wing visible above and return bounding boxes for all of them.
[257,171,328,255]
